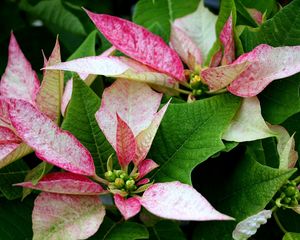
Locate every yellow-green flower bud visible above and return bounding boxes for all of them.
[285,186,297,197]
[120,173,128,180]
[114,170,123,178]
[104,171,116,182]
[125,179,136,191]
[114,178,125,188]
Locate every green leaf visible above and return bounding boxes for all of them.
[22,162,53,200]
[192,152,295,240]
[133,0,199,40]
[239,0,278,17]
[0,196,34,239]
[61,77,113,175]
[19,0,86,36]
[149,221,186,240]
[240,0,300,124]
[0,160,29,200]
[149,94,241,184]
[284,233,300,240]
[68,30,97,61]
[102,222,149,240]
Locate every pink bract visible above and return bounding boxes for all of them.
[15,172,104,195]
[141,181,234,221]
[85,10,185,80]
[114,194,141,220]
[137,159,159,180]
[116,114,137,169]
[96,79,162,150]
[8,99,95,176]
[220,15,235,65]
[33,192,105,239]
[0,33,40,105]
[228,44,300,97]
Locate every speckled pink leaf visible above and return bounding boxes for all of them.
[45,56,130,76]
[0,97,11,127]
[170,25,202,69]
[0,143,20,160]
[137,159,159,180]
[228,44,300,97]
[85,10,184,80]
[134,101,170,165]
[0,126,21,144]
[202,61,250,91]
[0,33,40,105]
[141,182,234,221]
[36,39,63,124]
[209,48,223,67]
[116,114,137,168]
[15,172,104,195]
[96,79,162,149]
[8,99,95,176]
[32,192,105,240]
[118,57,177,86]
[0,143,32,168]
[114,194,141,220]
[220,15,235,65]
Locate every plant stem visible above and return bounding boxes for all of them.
[293,176,300,184]
[273,211,287,234]
[92,174,109,185]
[179,81,191,89]
[173,87,192,95]
[206,88,228,95]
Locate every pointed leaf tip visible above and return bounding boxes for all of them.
[0,32,40,105]
[141,182,234,221]
[8,99,95,176]
[85,11,184,80]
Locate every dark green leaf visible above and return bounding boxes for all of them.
[0,160,29,200]
[192,152,295,239]
[149,94,241,184]
[103,222,149,240]
[149,221,186,240]
[0,196,34,239]
[133,0,199,40]
[61,77,113,175]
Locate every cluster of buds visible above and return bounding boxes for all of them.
[275,178,300,208]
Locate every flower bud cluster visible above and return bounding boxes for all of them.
[189,73,209,96]
[105,169,138,193]
[275,180,300,208]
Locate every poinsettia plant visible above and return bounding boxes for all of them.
[1,0,300,239]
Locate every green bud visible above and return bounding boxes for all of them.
[283,197,291,204]
[285,186,297,197]
[104,171,116,182]
[192,89,202,96]
[290,198,298,207]
[190,74,202,90]
[114,170,123,178]
[114,178,125,188]
[131,173,139,180]
[120,173,128,180]
[125,179,136,191]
